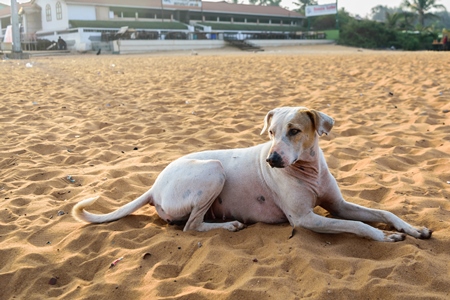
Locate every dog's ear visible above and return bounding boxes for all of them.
[307,110,334,136]
[261,109,276,135]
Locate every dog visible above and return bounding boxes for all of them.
[73,107,432,242]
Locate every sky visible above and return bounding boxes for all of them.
[1,0,450,18]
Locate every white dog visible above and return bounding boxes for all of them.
[73,107,432,242]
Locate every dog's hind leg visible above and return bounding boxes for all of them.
[152,158,245,232]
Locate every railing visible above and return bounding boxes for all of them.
[224,31,326,41]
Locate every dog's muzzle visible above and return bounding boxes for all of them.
[266,151,284,168]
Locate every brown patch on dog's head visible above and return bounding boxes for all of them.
[287,109,318,150]
[262,107,334,167]
[305,109,334,136]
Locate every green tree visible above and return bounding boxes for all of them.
[248,0,281,5]
[402,12,416,29]
[385,11,416,30]
[385,12,404,29]
[266,0,282,6]
[371,5,399,22]
[429,10,450,28]
[339,19,397,48]
[293,0,318,14]
[402,0,446,26]
[338,16,437,50]
[307,8,350,30]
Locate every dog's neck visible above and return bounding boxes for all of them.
[285,139,330,199]
[301,135,322,161]
[289,137,323,175]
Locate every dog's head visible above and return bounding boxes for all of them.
[261,107,334,168]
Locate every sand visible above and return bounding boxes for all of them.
[1,45,449,299]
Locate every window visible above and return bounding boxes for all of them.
[56,2,62,20]
[46,4,52,22]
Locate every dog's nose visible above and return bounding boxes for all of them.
[266,151,284,168]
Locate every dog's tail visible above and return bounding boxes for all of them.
[72,190,152,223]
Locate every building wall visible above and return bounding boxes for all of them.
[111,39,333,54]
[24,10,43,33]
[0,17,7,37]
[67,5,96,20]
[96,6,110,21]
[112,39,226,54]
[36,0,69,32]
[250,39,333,47]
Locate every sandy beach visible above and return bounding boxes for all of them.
[1,45,449,299]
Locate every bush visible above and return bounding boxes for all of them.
[339,19,397,49]
[393,33,420,50]
[310,15,337,30]
[417,33,437,50]
[338,19,437,50]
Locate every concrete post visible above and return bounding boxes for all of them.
[6,0,29,58]
[11,0,22,53]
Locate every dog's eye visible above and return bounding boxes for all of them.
[288,129,301,136]
[269,130,274,136]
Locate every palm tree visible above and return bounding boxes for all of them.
[266,0,282,6]
[399,11,417,29]
[371,5,402,22]
[402,0,446,26]
[293,0,318,14]
[385,12,404,29]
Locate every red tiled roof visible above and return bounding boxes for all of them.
[65,0,163,8]
[0,2,33,17]
[1,1,302,18]
[0,6,10,16]
[65,0,302,17]
[203,2,302,17]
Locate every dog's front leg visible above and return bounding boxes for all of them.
[325,199,432,240]
[294,211,406,242]
[316,179,432,241]
[280,191,405,242]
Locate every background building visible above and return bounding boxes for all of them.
[1,0,312,52]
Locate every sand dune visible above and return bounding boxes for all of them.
[1,45,449,299]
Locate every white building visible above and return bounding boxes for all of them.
[1,0,304,51]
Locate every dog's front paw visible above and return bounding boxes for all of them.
[400,226,433,239]
[417,227,433,239]
[384,232,406,242]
